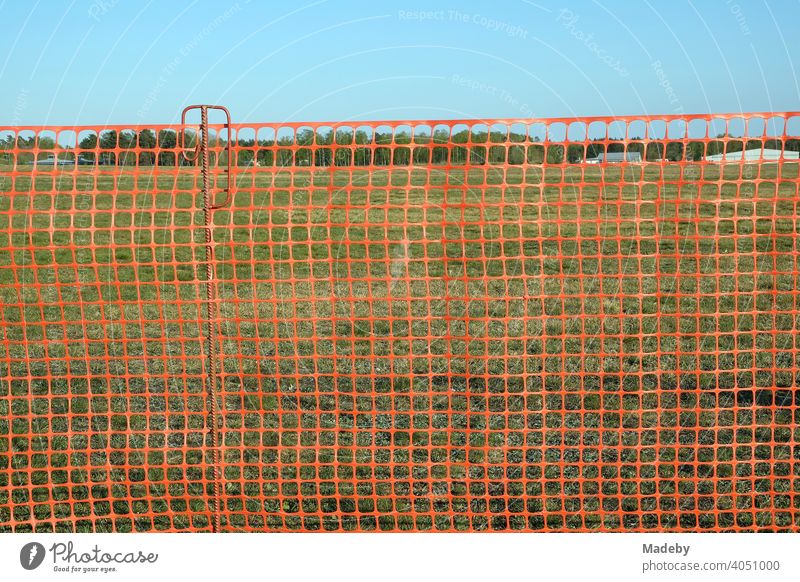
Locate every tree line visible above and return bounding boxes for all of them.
[1,128,798,167]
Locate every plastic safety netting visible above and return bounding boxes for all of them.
[1,112,799,532]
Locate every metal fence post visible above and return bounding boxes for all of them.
[180,104,233,532]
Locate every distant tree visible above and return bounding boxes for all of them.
[392,147,410,166]
[315,147,332,166]
[354,129,371,145]
[527,144,545,164]
[705,140,725,157]
[413,146,430,165]
[468,145,486,165]
[296,128,314,146]
[138,129,156,166]
[335,129,353,145]
[432,129,450,144]
[451,146,468,165]
[0,134,13,164]
[37,136,56,149]
[509,130,526,143]
[256,149,274,167]
[237,146,254,167]
[508,145,525,165]
[117,131,137,165]
[374,147,391,166]
[16,134,36,148]
[333,149,351,166]
[586,139,605,159]
[452,130,469,144]
[79,133,97,149]
[665,142,683,161]
[725,140,743,154]
[432,146,448,165]
[488,145,505,164]
[567,144,584,163]
[98,130,117,165]
[158,130,176,166]
[546,145,564,164]
[686,142,704,161]
[646,142,664,161]
[627,142,645,160]
[138,129,156,148]
[56,125,786,171]
[394,131,412,145]
[354,130,371,165]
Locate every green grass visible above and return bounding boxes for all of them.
[0,160,798,532]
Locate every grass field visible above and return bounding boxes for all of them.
[1,159,799,532]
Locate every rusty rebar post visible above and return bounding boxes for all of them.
[181,104,233,532]
[180,105,223,532]
[200,107,222,533]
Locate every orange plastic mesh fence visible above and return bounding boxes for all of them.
[1,112,800,532]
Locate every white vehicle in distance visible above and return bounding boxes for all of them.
[33,154,96,166]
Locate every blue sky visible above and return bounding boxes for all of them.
[0,0,798,125]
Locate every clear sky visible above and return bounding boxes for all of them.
[0,0,798,126]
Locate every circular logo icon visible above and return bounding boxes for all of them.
[20,542,46,570]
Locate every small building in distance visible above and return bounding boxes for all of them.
[585,151,642,164]
[704,148,799,162]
